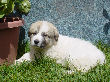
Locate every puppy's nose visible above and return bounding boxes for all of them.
[34,40,39,44]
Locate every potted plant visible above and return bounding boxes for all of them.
[0,0,31,65]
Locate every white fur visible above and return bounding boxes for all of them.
[16,21,106,73]
[40,21,49,32]
[46,35,105,72]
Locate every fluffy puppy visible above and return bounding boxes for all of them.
[16,21,106,73]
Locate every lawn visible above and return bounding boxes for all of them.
[0,41,110,81]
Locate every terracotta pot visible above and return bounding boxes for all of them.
[0,17,24,65]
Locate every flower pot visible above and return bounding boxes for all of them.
[0,17,24,65]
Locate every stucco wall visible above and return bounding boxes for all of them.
[21,0,110,43]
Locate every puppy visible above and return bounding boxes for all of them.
[16,21,106,73]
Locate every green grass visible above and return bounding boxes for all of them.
[0,41,110,81]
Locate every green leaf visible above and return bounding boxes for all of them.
[0,4,7,18]
[4,0,15,15]
[0,13,5,18]
[0,0,15,18]
[18,0,31,14]
[0,0,8,4]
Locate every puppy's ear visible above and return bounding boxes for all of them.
[54,29,59,41]
[47,22,59,42]
[28,31,31,37]
[28,24,33,37]
[28,25,32,37]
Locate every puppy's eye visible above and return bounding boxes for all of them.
[42,32,48,37]
[32,33,36,35]
[44,34,48,37]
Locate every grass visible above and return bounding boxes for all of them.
[0,41,110,81]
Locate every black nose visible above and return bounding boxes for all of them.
[34,40,39,44]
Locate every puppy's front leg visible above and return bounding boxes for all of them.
[15,52,35,64]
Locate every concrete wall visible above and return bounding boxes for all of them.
[21,0,110,43]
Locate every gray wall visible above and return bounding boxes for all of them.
[21,0,110,43]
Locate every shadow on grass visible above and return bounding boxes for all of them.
[17,41,30,59]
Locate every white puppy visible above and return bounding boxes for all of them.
[16,21,106,73]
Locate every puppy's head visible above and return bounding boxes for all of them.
[28,21,59,49]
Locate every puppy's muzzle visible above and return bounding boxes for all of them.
[34,39,46,48]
